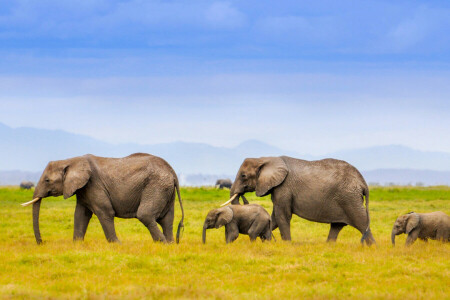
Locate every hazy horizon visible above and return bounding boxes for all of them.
[1,121,450,156]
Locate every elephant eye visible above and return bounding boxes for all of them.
[45,178,50,183]
[241,174,246,179]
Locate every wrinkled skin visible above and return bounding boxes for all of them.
[20,181,35,190]
[203,204,272,243]
[30,153,184,244]
[392,212,450,246]
[215,179,232,190]
[230,156,376,245]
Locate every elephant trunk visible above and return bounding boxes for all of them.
[33,198,43,245]
[202,224,207,244]
[391,230,396,246]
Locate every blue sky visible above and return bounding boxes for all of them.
[0,0,449,154]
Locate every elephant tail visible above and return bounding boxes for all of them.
[360,187,371,244]
[175,178,185,244]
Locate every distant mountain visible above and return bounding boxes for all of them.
[1,122,450,186]
[0,123,295,174]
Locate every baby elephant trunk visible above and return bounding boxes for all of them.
[391,230,396,246]
[202,224,207,244]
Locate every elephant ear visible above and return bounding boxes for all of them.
[63,157,92,199]
[255,157,288,197]
[215,207,233,228]
[406,213,420,234]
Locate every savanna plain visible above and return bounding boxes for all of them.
[0,186,449,299]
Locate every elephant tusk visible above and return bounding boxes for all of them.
[220,194,238,207]
[21,197,41,207]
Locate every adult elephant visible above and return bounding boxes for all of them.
[20,181,35,190]
[222,156,375,245]
[215,179,232,189]
[21,153,184,244]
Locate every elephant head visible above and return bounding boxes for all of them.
[391,212,420,245]
[202,207,233,243]
[221,157,288,206]
[21,156,92,244]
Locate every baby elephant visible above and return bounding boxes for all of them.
[391,211,450,246]
[202,204,272,243]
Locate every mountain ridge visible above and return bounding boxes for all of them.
[1,123,450,181]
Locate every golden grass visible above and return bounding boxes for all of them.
[0,186,449,299]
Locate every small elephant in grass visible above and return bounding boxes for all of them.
[391,212,450,246]
[203,204,273,243]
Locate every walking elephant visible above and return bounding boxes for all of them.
[203,204,272,244]
[215,179,232,189]
[20,181,35,190]
[391,211,450,246]
[21,153,184,244]
[222,156,375,245]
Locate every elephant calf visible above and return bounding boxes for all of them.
[203,204,272,243]
[392,211,450,246]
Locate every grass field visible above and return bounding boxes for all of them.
[0,186,449,299]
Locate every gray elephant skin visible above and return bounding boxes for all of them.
[391,211,450,246]
[20,181,35,190]
[203,204,272,243]
[22,153,184,244]
[224,156,376,245]
[215,179,232,189]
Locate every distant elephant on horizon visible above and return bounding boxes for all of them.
[215,179,232,189]
[21,153,184,244]
[221,156,376,245]
[20,181,35,190]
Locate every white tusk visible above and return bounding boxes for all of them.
[21,197,41,207]
[220,194,238,207]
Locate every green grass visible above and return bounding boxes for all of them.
[0,186,449,299]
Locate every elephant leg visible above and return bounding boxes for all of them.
[346,201,376,246]
[91,196,119,243]
[260,222,272,242]
[271,211,278,231]
[138,185,174,243]
[97,213,119,243]
[73,202,93,241]
[363,230,376,246]
[273,204,292,241]
[326,223,346,243]
[157,207,175,243]
[137,208,166,243]
[241,195,250,205]
[225,224,239,243]
[248,220,266,242]
[405,230,419,246]
[435,229,447,242]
